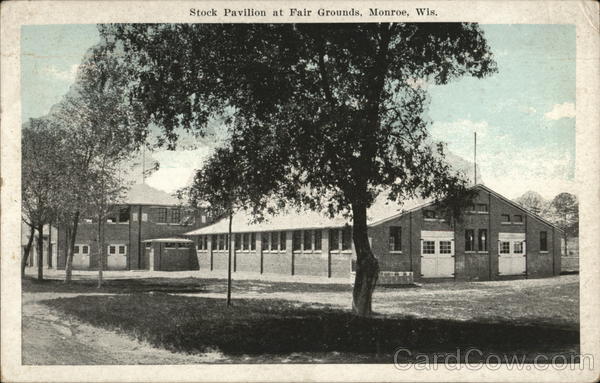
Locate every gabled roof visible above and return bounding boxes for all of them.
[124,183,182,206]
[184,184,564,236]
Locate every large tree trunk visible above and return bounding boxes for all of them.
[36,223,44,281]
[351,201,379,317]
[64,211,80,283]
[226,210,233,307]
[21,223,35,277]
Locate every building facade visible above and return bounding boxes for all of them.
[54,184,212,271]
[185,185,562,281]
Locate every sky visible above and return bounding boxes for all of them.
[21,24,576,200]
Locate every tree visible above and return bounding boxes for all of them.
[100,23,497,315]
[514,191,549,217]
[21,118,66,279]
[548,192,578,256]
[49,42,140,285]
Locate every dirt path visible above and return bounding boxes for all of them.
[22,293,227,364]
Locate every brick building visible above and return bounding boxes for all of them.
[55,183,212,271]
[185,185,562,281]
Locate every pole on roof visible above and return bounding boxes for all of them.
[226,208,233,307]
[474,131,477,185]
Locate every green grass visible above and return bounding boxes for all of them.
[42,294,579,363]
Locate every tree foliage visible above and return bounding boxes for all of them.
[99,23,497,315]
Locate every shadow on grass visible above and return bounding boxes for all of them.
[41,294,579,363]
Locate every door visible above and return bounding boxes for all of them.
[498,233,526,275]
[421,231,455,278]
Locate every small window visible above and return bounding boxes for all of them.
[303,230,313,251]
[82,245,89,254]
[119,206,130,222]
[165,243,177,249]
[146,242,153,249]
[424,210,436,219]
[501,214,511,223]
[513,215,523,223]
[314,230,322,251]
[389,226,402,252]
[341,227,352,251]
[108,245,116,255]
[279,231,286,251]
[243,233,250,251]
[476,204,488,213]
[157,208,168,223]
[440,241,452,254]
[251,233,256,250]
[292,231,302,251]
[118,245,126,255]
[74,245,80,255]
[262,232,270,251]
[465,229,475,252]
[540,231,548,252]
[513,242,524,254]
[235,234,241,250]
[329,229,340,250]
[478,229,487,252]
[270,232,279,251]
[500,241,510,254]
[423,240,435,254]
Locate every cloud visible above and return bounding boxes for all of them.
[39,64,79,82]
[544,102,575,120]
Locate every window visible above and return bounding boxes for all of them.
[211,235,218,250]
[157,208,167,223]
[500,241,510,254]
[119,206,130,222]
[146,242,153,249]
[279,231,286,251]
[82,245,89,254]
[224,234,229,250]
[218,235,225,250]
[513,215,523,223]
[424,210,436,219]
[314,230,322,251]
[303,230,313,251]
[478,229,488,252]
[513,242,524,254]
[476,204,488,213]
[118,245,127,255]
[108,245,116,255]
[201,215,206,223]
[440,241,452,254]
[170,209,181,224]
[235,234,241,250]
[251,233,256,250]
[293,231,302,251]
[270,232,279,251]
[389,226,402,252]
[501,214,510,223]
[540,231,548,252]
[165,243,178,249]
[262,232,269,251]
[341,227,352,251]
[465,229,475,251]
[329,229,340,250]
[243,233,250,251]
[74,245,80,255]
[423,240,435,254]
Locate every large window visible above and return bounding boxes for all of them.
[157,208,168,223]
[293,230,302,251]
[341,227,352,251]
[262,232,269,250]
[279,231,286,251]
[251,233,256,250]
[540,231,548,252]
[422,240,435,254]
[270,232,279,251]
[235,234,241,250]
[170,209,181,223]
[242,233,250,250]
[329,229,339,250]
[389,226,402,252]
[465,229,475,251]
[303,230,313,251]
[119,206,130,222]
[478,229,488,252]
[314,230,322,251]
